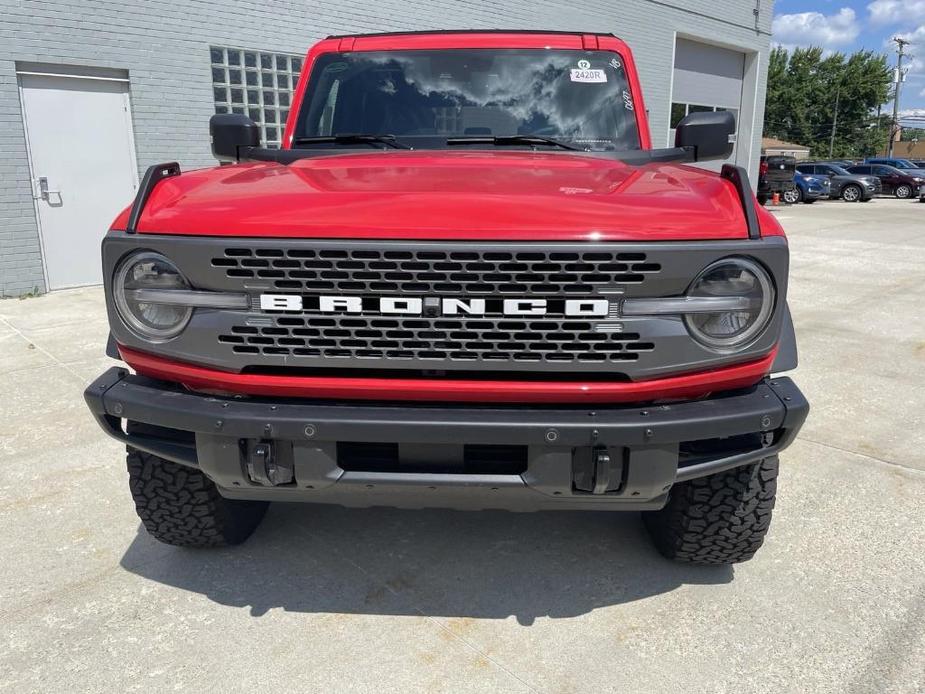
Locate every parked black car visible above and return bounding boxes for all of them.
[796,162,881,202]
[757,155,797,205]
[847,164,924,199]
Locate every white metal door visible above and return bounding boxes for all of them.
[19,73,138,289]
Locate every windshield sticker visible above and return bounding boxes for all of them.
[609,58,622,70]
[570,68,607,83]
[622,89,635,111]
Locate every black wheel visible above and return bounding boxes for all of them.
[643,456,779,565]
[756,195,767,206]
[782,188,801,204]
[894,184,913,199]
[127,449,269,547]
[841,184,862,202]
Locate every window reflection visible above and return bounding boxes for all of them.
[297,50,640,150]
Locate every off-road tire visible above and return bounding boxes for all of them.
[643,456,779,565]
[841,184,862,202]
[127,449,269,547]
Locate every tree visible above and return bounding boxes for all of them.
[763,47,891,158]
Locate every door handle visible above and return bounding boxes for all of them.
[36,177,60,201]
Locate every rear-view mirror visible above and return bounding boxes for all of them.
[210,113,261,161]
[674,111,736,162]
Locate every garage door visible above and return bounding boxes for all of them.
[670,38,745,170]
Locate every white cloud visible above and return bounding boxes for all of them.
[772,9,860,50]
[868,1,925,25]
[899,108,925,118]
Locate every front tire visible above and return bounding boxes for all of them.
[127,449,269,547]
[895,184,913,199]
[643,457,779,565]
[841,184,862,202]
[782,188,801,204]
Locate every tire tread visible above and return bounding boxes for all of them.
[126,449,267,548]
[643,457,778,565]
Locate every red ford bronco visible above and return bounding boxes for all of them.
[85,31,807,564]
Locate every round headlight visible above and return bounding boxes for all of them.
[683,258,775,351]
[113,252,192,341]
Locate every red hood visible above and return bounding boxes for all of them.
[117,151,769,241]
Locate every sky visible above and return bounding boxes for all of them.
[772,0,925,123]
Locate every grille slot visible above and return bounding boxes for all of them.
[219,317,654,364]
[212,248,661,294]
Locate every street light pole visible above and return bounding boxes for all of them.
[888,37,910,157]
[829,84,840,158]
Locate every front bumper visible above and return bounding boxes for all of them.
[804,186,828,200]
[85,367,808,512]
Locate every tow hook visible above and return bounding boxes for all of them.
[572,446,625,495]
[245,441,294,486]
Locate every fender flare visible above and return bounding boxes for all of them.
[771,302,799,373]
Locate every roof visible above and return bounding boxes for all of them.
[326,29,616,39]
[762,137,810,152]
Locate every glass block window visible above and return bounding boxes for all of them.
[210,46,303,147]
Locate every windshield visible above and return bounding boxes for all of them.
[890,159,916,169]
[828,165,851,175]
[293,49,641,151]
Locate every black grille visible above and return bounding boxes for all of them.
[212,247,661,294]
[218,316,654,364]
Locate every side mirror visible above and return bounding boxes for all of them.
[674,111,735,162]
[210,114,261,161]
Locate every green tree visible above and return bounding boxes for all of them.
[763,47,891,158]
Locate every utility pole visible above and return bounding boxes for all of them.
[888,37,910,157]
[829,84,840,158]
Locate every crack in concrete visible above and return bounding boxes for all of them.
[0,316,86,384]
[796,436,925,476]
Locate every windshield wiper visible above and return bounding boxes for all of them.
[292,134,411,150]
[446,134,586,151]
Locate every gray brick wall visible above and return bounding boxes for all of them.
[0,0,772,296]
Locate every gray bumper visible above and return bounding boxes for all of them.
[85,368,808,511]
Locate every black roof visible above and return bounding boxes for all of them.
[325,29,616,39]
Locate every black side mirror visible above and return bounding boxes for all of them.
[210,114,261,161]
[674,111,735,162]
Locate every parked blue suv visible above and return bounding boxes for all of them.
[783,172,830,204]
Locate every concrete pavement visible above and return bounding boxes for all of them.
[1,197,923,693]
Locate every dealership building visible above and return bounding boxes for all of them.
[0,0,772,296]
